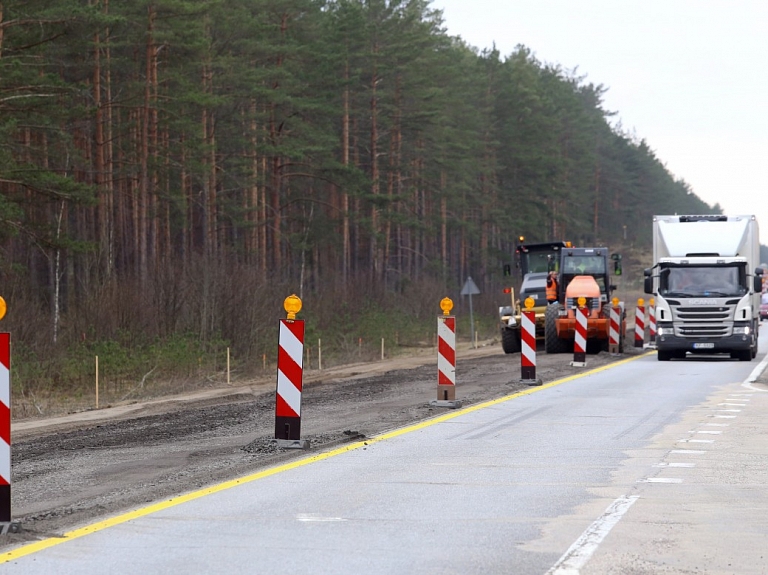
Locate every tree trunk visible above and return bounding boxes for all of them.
[369,42,380,281]
[341,64,351,285]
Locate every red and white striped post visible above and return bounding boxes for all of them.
[0,334,10,525]
[609,299,621,356]
[648,298,657,348]
[432,297,461,408]
[520,297,542,385]
[274,295,309,449]
[571,299,588,367]
[634,298,646,349]
[0,331,18,534]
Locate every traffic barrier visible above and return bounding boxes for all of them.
[0,332,18,534]
[274,295,309,449]
[432,298,461,408]
[648,298,657,348]
[571,303,588,367]
[520,298,542,385]
[609,304,621,355]
[634,299,645,349]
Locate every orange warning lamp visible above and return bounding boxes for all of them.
[577,296,586,308]
[0,297,6,321]
[284,294,302,320]
[612,297,619,306]
[440,297,454,316]
[638,298,645,307]
[524,297,535,310]
[650,297,655,306]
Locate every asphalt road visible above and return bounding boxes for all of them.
[2,335,768,574]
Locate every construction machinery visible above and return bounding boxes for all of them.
[544,247,626,354]
[498,240,570,354]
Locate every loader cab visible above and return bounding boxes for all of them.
[556,249,616,303]
[514,241,570,278]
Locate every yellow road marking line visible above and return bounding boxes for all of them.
[1,351,653,563]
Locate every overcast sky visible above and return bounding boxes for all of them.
[429,0,768,233]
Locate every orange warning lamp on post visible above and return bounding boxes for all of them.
[440,297,454,316]
[284,294,302,320]
[524,297,535,310]
[0,297,6,321]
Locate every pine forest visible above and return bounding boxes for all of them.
[0,0,718,405]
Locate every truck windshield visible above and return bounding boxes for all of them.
[659,265,746,297]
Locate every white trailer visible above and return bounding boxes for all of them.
[644,215,763,361]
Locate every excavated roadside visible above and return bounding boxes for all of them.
[2,344,642,547]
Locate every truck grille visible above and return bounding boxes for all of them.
[670,304,734,338]
[675,307,730,320]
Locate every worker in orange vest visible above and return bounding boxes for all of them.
[546,271,559,304]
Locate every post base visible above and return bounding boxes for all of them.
[520,378,543,386]
[272,439,310,450]
[430,399,462,409]
[0,522,21,535]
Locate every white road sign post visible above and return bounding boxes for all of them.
[461,276,481,349]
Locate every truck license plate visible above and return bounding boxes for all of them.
[693,343,715,349]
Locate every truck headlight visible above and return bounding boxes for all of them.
[657,327,671,336]
[733,326,751,335]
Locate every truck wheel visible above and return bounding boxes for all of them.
[737,350,752,361]
[501,328,522,354]
[657,350,673,361]
[545,304,571,354]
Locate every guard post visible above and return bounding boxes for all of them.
[635,298,645,349]
[609,297,621,356]
[431,297,461,409]
[0,297,19,534]
[274,294,310,449]
[571,297,588,367]
[520,297,542,385]
[648,297,657,348]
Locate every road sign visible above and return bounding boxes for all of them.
[461,277,480,296]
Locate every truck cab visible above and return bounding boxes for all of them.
[644,215,763,361]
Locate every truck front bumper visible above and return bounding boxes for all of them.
[656,333,752,353]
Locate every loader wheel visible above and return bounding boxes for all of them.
[501,328,522,354]
[587,339,603,355]
[545,303,571,354]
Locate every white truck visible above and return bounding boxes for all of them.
[644,215,764,361]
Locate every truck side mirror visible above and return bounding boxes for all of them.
[643,268,653,295]
[755,268,764,293]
